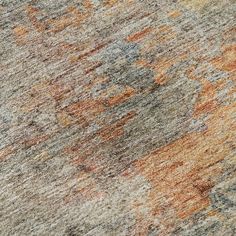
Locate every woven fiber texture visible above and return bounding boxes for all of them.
[0,0,236,235]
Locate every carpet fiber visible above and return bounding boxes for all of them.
[0,0,236,235]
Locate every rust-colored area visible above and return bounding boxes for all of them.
[134,103,236,233]
[83,0,94,10]
[193,79,217,117]
[26,5,46,32]
[154,73,169,85]
[104,0,119,7]
[168,10,182,19]
[65,99,105,120]
[49,81,73,102]
[0,146,14,161]
[13,25,28,44]
[26,2,94,34]
[22,134,50,149]
[194,100,217,117]
[13,25,28,37]
[48,15,74,33]
[64,136,94,159]
[187,56,235,119]
[57,111,74,128]
[18,81,51,113]
[212,45,236,73]
[85,62,103,75]
[127,27,152,42]
[49,1,93,33]
[149,25,177,46]
[70,41,111,63]
[3,0,236,235]
[152,57,182,85]
[99,111,136,141]
[106,86,135,106]
[154,25,176,45]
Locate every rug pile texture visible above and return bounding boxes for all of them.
[0,0,236,235]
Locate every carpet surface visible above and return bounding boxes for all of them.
[0,0,236,235]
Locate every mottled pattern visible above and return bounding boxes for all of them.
[0,0,235,235]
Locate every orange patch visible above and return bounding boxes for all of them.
[187,70,222,118]
[83,0,93,10]
[134,103,236,233]
[26,5,46,32]
[99,111,136,141]
[71,41,111,63]
[211,45,236,73]
[194,100,217,117]
[104,0,119,7]
[13,25,28,37]
[154,73,168,85]
[48,4,89,33]
[65,99,105,119]
[0,146,14,161]
[50,82,73,102]
[135,59,151,68]
[57,111,74,127]
[13,25,28,44]
[168,10,182,19]
[23,135,50,149]
[49,16,73,33]
[127,27,152,42]
[106,86,135,106]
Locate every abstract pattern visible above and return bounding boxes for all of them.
[0,0,235,235]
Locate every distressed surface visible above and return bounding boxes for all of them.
[0,0,235,235]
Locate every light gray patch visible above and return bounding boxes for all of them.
[189,116,208,132]
[109,65,155,90]
[96,40,139,64]
[210,177,236,212]
[217,80,235,105]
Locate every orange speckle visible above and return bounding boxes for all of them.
[67,6,77,13]
[26,5,39,14]
[13,25,28,37]
[168,10,182,19]
[83,0,93,10]
[207,210,219,217]
[57,111,73,127]
[104,0,118,7]
[69,55,79,64]
[0,146,14,161]
[154,73,168,85]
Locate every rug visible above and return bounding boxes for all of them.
[0,0,236,235]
